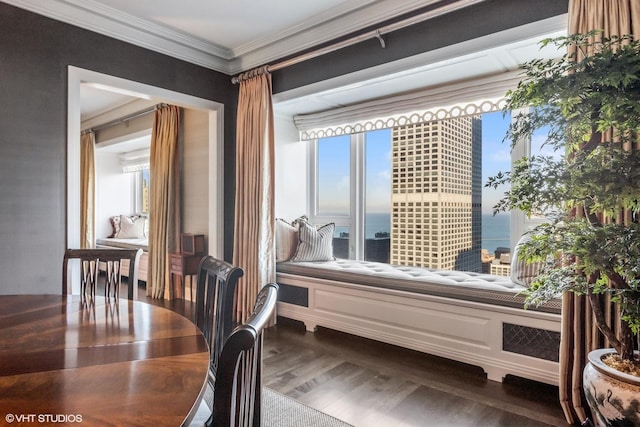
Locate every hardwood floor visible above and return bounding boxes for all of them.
[137,285,571,427]
[261,318,571,427]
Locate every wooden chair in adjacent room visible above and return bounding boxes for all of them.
[208,282,278,427]
[62,248,143,300]
[194,255,244,390]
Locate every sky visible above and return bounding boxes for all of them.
[317,111,516,215]
[481,110,512,214]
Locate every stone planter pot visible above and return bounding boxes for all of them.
[583,348,640,427]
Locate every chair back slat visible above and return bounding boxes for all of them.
[195,256,244,384]
[211,283,278,427]
[62,248,142,299]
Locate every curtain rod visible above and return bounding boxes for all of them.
[82,103,168,134]
[231,0,485,84]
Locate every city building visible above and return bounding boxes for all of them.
[391,116,482,271]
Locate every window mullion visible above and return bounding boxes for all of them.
[308,139,319,218]
[352,133,365,260]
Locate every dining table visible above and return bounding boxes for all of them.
[0,294,209,426]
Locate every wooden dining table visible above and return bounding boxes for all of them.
[0,294,209,426]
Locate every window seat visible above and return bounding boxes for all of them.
[275,259,561,386]
[96,238,148,283]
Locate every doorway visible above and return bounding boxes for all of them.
[67,66,225,293]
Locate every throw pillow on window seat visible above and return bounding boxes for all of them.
[117,215,146,239]
[275,218,299,262]
[108,215,121,238]
[275,215,309,262]
[510,234,541,287]
[290,220,335,262]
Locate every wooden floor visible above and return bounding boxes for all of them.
[262,318,570,427]
[137,285,571,427]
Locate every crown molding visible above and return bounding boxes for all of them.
[3,0,231,72]
[81,97,156,130]
[227,0,444,74]
[3,0,453,75]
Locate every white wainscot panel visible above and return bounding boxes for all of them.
[313,288,492,348]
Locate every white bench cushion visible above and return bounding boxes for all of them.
[276,259,560,313]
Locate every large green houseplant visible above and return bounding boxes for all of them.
[487,31,640,369]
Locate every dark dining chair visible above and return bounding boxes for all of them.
[195,256,244,389]
[62,248,143,299]
[209,283,278,427]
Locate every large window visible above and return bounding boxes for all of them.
[365,129,391,262]
[135,169,150,214]
[312,130,391,262]
[317,135,351,216]
[310,107,528,276]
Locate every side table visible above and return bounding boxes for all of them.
[169,252,202,300]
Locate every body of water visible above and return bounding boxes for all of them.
[481,213,510,254]
[365,212,510,253]
[366,212,391,239]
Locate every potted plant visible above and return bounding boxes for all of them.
[487,32,640,426]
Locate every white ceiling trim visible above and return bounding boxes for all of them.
[3,0,487,75]
[229,0,381,60]
[81,97,156,130]
[229,0,461,73]
[3,0,230,72]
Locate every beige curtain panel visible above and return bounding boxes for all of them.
[80,131,95,249]
[233,66,276,323]
[148,105,181,299]
[561,1,640,424]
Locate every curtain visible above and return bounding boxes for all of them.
[233,66,276,322]
[148,105,181,299]
[560,2,640,424]
[80,132,95,249]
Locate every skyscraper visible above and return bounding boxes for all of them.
[391,116,482,272]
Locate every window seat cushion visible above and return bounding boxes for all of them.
[276,258,560,313]
[96,237,148,251]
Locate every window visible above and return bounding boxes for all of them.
[310,105,530,276]
[482,110,512,274]
[317,135,351,216]
[365,129,391,262]
[135,169,150,214]
[117,134,151,215]
[312,130,391,262]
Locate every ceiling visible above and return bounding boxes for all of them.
[4,0,567,125]
[6,0,469,74]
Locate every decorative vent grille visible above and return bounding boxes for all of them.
[503,323,560,362]
[277,283,309,307]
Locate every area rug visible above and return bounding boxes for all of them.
[263,387,353,427]
[190,385,353,427]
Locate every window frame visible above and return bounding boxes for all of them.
[308,105,542,267]
[509,107,547,249]
[133,168,150,215]
[308,132,366,260]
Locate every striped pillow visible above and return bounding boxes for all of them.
[275,218,299,262]
[290,221,335,262]
[510,235,541,287]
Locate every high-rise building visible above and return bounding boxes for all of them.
[390,116,482,272]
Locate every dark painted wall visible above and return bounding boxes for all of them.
[272,0,569,94]
[0,0,568,294]
[0,3,237,294]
